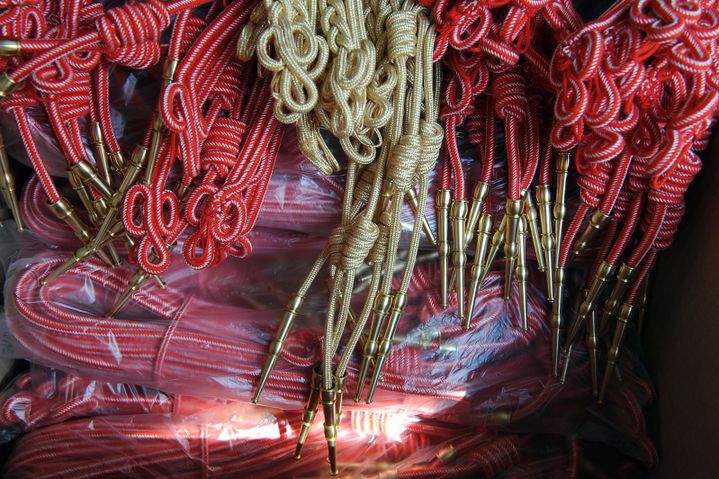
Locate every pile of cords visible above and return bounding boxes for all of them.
[5,177,657,475]
[0,0,716,476]
[0,367,654,478]
[0,0,287,317]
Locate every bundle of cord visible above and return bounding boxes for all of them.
[0,0,291,314]
[540,0,719,403]
[0,367,655,477]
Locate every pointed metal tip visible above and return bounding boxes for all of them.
[253,354,279,404]
[293,444,302,460]
[328,445,338,476]
[365,356,385,404]
[106,286,135,318]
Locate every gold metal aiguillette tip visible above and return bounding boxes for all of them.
[294,367,322,460]
[334,372,348,425]
[599,303,634,405]
[524,193,545,272]
[46,196,91,243]
[366,293,407,404]
[71,159,114,200]
[0,133,23,231]
[566,260,615,348]
[354,293,392,402]
[516,217,528,331]
[553,153,570,272]
[450,199,468,322]
[466,214,492,329]
[600,263,636,331]
[560,343,573,384]
[0,39,21,56]
[253,293,305,403]
[322,385,339,475]
[587,309,599,397]
[480,215,507,285]
[406,187,436,246]
[89,122,112,186]
[106,269,151,317]
[436,189,451,309]
[536,184,554,301]
[108,150,126,173]
[464,181,489,247]
[41,242,99,285]
[572,209,610,257]
[0,71,19,100]
[503,199,522,300]
[551,268,565,377]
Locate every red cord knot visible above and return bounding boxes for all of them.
[124,184,180,275]
[493,68,529,124]
[183,183,252,269]
[96,0,170,68]
[200,118,246,178]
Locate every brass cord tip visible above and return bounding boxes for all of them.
[41,242,99,285]
[0,72,18,99]
[334,372,348,425]
[600,263,636,331]
[321,386,338,475]
[436,189,451,309]
[560,344,573,384]
[565,261,615,348]
[524,194,544,272]
[553,153,570,272]
[253,293,305,403]
[71,159,114,200]
[0,39,21,56]
[482,215,507,284]
[466,213,492,329]
[572,209,610,257]
[551,268,565,377]
[0,135,23,231]
[89,122,112,186]
[295,367,322,459]
[106,269,150,318]
[354,293,391,402]
[599,303,634,405]
[406,188,436,246]
[450,199,468,322]
[587,309,599,397]
[46,197,92,244]
[536,185,555,301]
[366,293,407,404]
[503,199,522,300]
[108,151,126,173]
[516,217,528,331]
[464,181,489,247]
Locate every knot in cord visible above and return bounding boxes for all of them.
[96,0,170,68]
[200,118,246,178]
[387,134,421,192]
[418,120,443,175]
[332,216,379,271]
[386,10,417,61]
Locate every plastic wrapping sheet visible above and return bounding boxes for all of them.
[0,367,648,478]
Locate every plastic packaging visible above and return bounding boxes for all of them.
[0,368,650,478]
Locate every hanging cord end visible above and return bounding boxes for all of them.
[466,213,493,329]
[503,199,522,301]
[551,268,565,377]
[482,216,507,284]
[366,293,407,404]
[406,187,436,246]
[322,386,338,475]
[560,343,573,384]
[92,146,148,248]
[536,185,554,301]
[334,372,348,426]
[0,39,21,57]
[89,122,112,186]
[0,72,19,100]
[566,261,615,348]
[587,309,600,397]
[253,293,305,404]
[572,210,610,258]
[450,199,468,322]
[464,181,489,247]
[524,193,544,272]
[354,293,392,402]
[70,159,114,201]
[106,269,151,318]
[553,153,570,271]
[436,189,451,309]
[516,217,528,331]
[600,263,636,331]
[0,135,23,231]
[599,303,634,405]
[294,367,322,460]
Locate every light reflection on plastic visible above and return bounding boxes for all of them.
[347,410,417,442]
[216,422,281,441]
